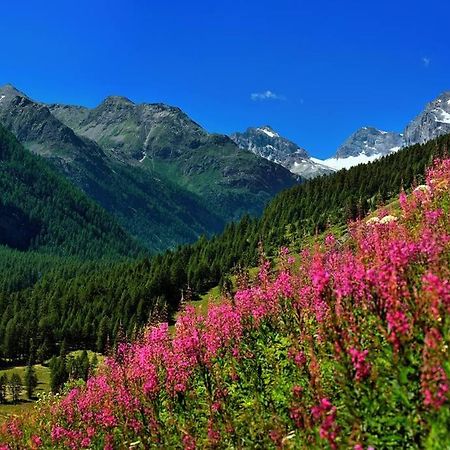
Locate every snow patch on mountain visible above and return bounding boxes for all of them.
[230,126,334,179]
[259,127,279,138]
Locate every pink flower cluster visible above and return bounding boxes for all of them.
[311,398,339,449]
[348,347,371,381]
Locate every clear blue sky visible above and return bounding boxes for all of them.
[1,0,449,157]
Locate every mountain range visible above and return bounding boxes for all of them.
[1,84,449,254]
[231,91,450,175]
[0,84,296,252]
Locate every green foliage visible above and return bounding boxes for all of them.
[0,124,142,259]
[49,356,68,394]
[0,374,7,404]
[8,373,22,404]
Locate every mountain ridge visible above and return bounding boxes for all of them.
[234,91,450,173]
[0,85,296,251]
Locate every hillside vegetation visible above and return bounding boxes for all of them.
[1,158,449,449]
[0,124,141,259]
[0,134,448,366]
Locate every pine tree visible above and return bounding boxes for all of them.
[0,373,7,403]
[49,356,68,394]
[24,360,38,399]
[9,373,22,403]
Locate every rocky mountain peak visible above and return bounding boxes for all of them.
[256,125,280,138]
[404,91,450,145]
[102,95,135,106]
[230,126,333,179]
[334,127,403,159]
[0,84,28,102]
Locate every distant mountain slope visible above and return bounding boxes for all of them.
[230,125,333,179]
[50,96,297,221]
[318,91,450,170]
[334,126,403,159]
[318,127,404,170]
[0,124,141,258]
[0,85,228,252]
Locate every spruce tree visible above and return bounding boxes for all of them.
[9,373,22,403]
[24,360,38,399]
[0,373,7,403]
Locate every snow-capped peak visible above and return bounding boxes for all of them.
[258,126,279,138]
[230,126,334,179]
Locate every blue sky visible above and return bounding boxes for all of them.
[1,0,449,157]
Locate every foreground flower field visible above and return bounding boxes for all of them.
[1,160,450,449]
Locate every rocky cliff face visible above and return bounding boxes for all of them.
[334,127,403,159]
[230,126,333,179]
[404,92,450,145]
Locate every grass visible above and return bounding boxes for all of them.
[0,351,102,423]
[0,364,50,422]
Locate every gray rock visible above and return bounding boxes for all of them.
[335,127,403,159]
[404,92,450,145]
[230,126,333,179]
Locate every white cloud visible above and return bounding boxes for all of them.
[422,57,431,68]
[251,90,285,101]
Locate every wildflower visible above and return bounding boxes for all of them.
[348,347,371,381]
[292,385,303,398]
[422,272,450,318]
[311,398,339,450]
[325,234,336,247]
[182,433,196,450]
[269,428,283,445]
[289,406,304,428]
[366,216,380,225]
[379,214,397,224]
[31,435,42,448]
[414,184,430,192]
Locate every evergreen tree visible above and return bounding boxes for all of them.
[8,373,22,403]
[0,373,7,403]
[24,360,38,399]
[49,356,68,394]
[90,354,99,375]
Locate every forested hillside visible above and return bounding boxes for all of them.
[0,125,141,259]
[0,133,448,366]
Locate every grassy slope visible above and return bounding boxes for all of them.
[0,365,50,422]
[0,351,102,423]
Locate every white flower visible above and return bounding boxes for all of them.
[379,215,398,224]
[414,184,430,192]
[366,217,380,225]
